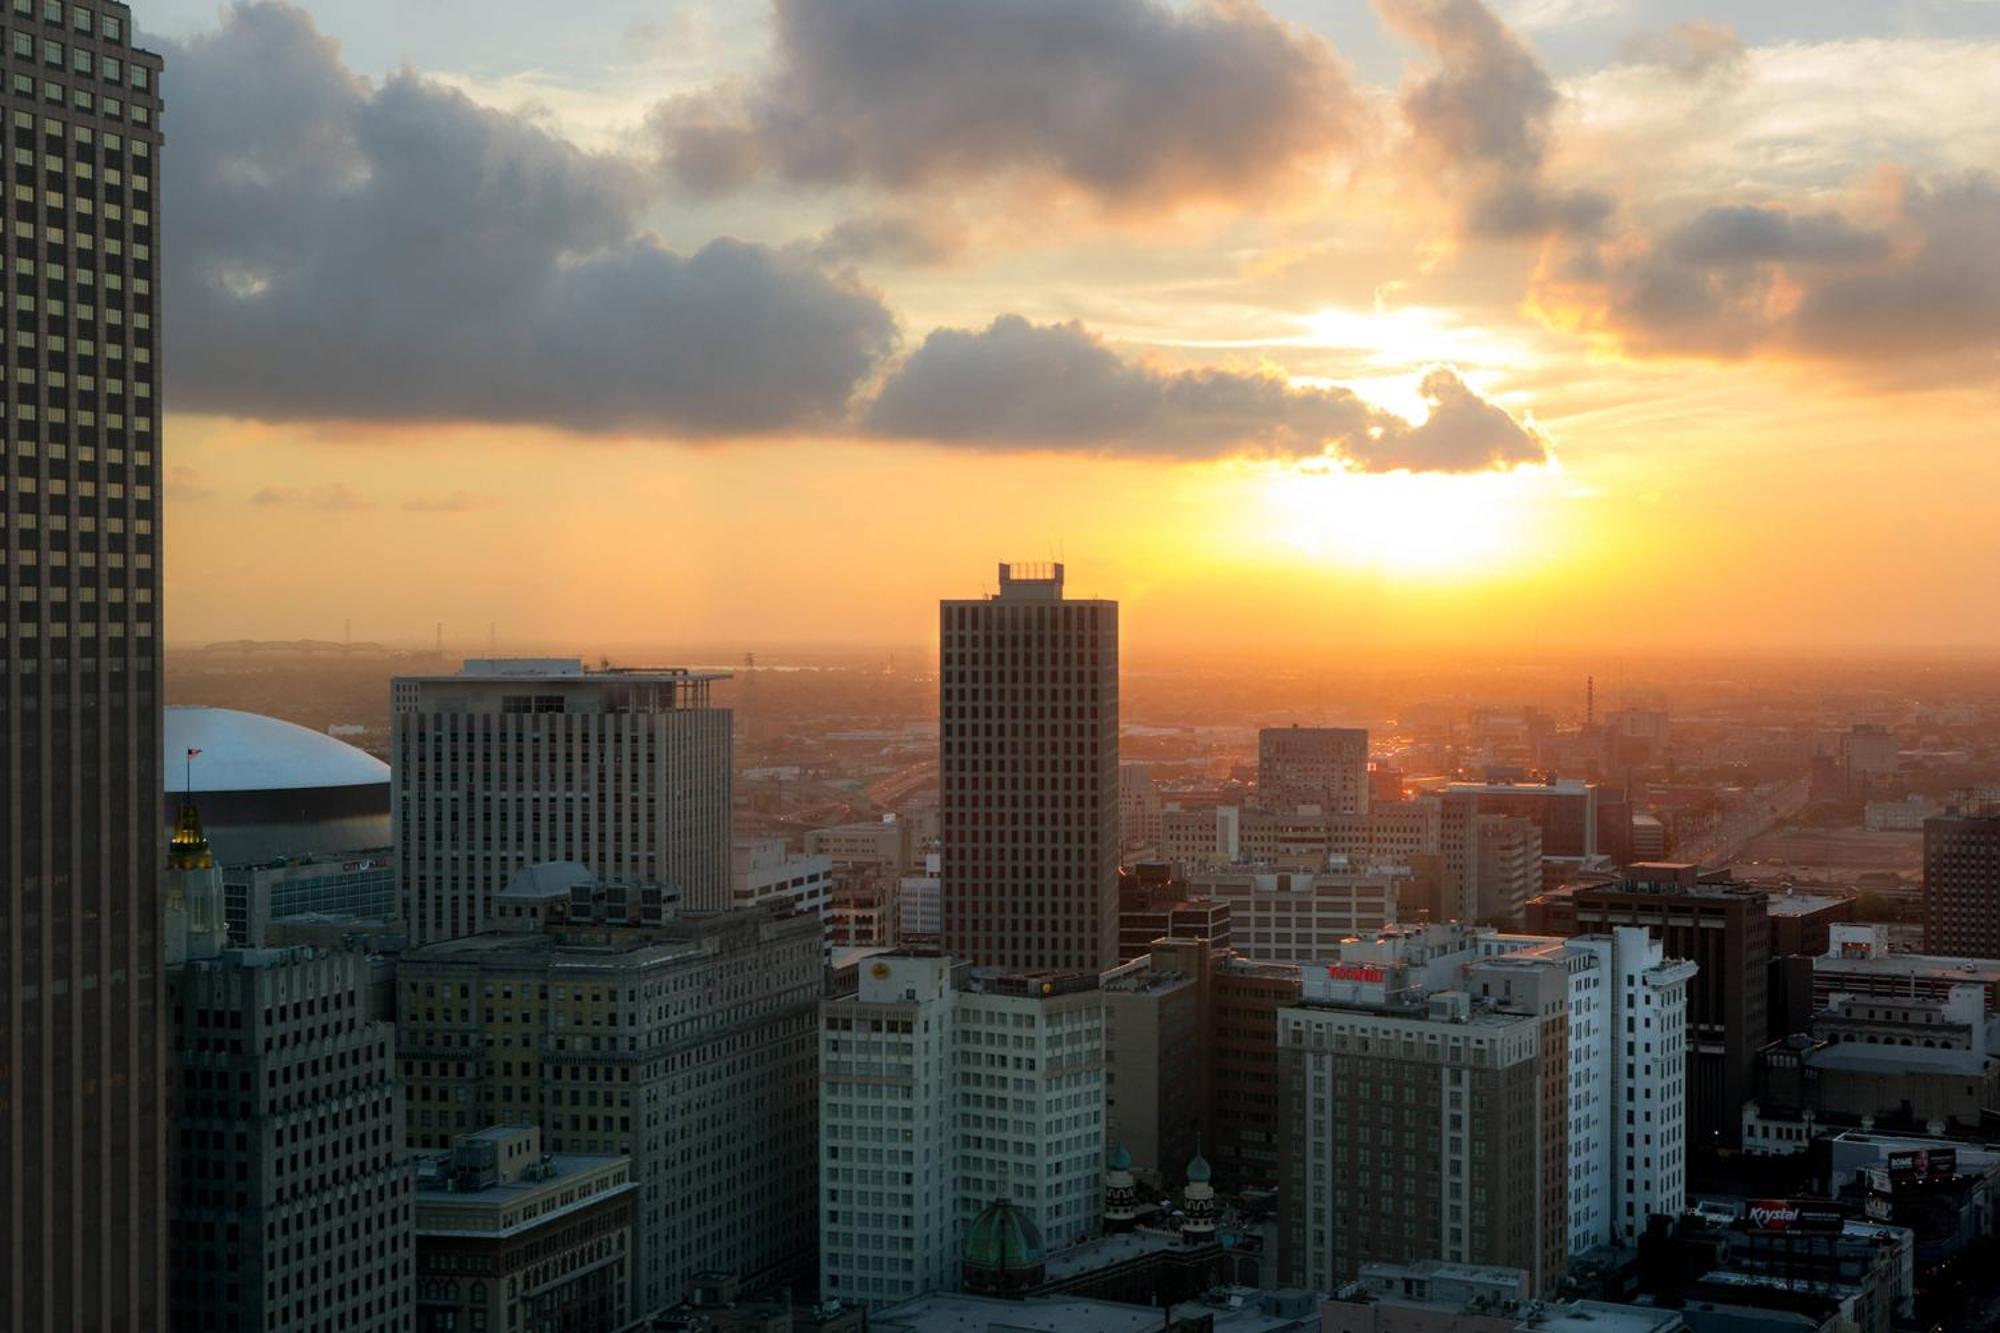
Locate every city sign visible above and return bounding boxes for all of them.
[1326,963,1386,983]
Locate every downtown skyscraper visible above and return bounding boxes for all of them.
[0,4,167,1326]
[940,563,1119,971]
[392,659,733,944]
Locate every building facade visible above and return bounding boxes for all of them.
[1923,810,2000,959]
[413,1125,634,1333]
[818,954,1106,1310]
[1259,726,1371,817]
[392,659,733,943]
[1188,867,1402,963]
[940,563,1119,971]
[398,899,822,1315]
[1528,864,1767,1148]
[169,944,412,1331]
[1277,966,1571,1296]
[1102,940,1210,1183]
[1209,954,1301,1192]
[1,5,167,1322]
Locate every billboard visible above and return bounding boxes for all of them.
[1887,1147,1958,1182]
[1745,1199,1845,1233]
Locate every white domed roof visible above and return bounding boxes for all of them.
[164,707,390,793]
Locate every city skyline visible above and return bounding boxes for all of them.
[138,0,2000,653]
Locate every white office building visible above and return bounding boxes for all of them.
[392,659,732,943]
[1484,925,1695,1250]
[818,954,1105,1309]
[1610,927,1695,1244]
[731,837,834,951]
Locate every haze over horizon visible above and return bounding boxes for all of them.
[147,0,2000,651]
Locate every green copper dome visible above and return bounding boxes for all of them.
[1186,1152,1213,1184]
[1108,1142,1132,1172]
[963,1199,1047,1273]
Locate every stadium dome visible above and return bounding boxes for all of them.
[162,707,391,865]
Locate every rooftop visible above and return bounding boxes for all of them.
[1765,893,1851,917]
[399,657,729,685]
[165,707,390,794]
[872,1292,1309,1333]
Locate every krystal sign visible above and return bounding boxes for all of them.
[1744,1199,1844,1233]
[1326,964,1386,983]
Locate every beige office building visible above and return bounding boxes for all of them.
[392,658,733,943]
[398,881,821,1315]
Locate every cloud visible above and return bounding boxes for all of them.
[805,213,964,268]
[250,484,375,511]
[656,0,1358,209]
[1537,174,2000,370]
[862,315,1546,472]
[1378,0,1611,239]
[402,491,498,513]
[1620,21,1747,83]
[1661,205,1890,268]
[164,3,896,435]
[166,466,215,502]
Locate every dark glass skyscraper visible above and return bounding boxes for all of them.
[940,563,1119,972]
[0,4,166,1325]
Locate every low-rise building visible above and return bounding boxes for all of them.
[731,838,834,945]
[413,1126,634,1333]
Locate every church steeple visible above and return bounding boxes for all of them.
[165,792,229,967]
[169,794,215,872]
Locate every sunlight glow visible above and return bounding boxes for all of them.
[1255,461,1561,578]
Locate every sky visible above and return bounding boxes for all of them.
[145,0,2000,655]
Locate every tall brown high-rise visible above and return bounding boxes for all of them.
[0,3,167,1326]
[940,563,1119,970]
[1923,810,2000,958]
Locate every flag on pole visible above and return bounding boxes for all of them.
[187,748,203,758]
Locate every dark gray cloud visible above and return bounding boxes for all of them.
[657,0,1357,207]
[1561,176,2000,368]
[1791,175,2000,363]
[165,3,896,434]
[864,316,1546,472]
[1662,205,1890,268]
[1378,0,1611,240]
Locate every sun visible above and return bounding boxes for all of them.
[1255,462,1559,578]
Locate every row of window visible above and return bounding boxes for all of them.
[8,2,131,45]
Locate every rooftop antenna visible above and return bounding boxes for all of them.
[1586,675,1595,727]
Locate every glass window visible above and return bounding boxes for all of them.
[70,6,87,32]
[129,64,146,91]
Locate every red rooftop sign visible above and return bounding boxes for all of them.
[1327,964,1386,984]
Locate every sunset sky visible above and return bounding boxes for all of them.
[146,0,2000,654]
